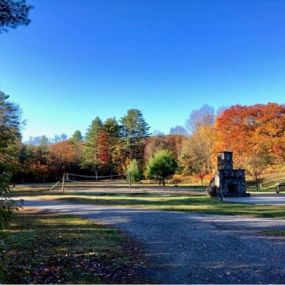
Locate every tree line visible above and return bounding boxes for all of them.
[1,0,285,227]
[2,92,285,191]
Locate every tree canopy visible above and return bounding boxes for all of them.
[0,0,32,32]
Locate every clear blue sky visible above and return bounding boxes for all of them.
[1,0,285,140]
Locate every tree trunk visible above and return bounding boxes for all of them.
[61,172,66,192]
[255,173,259,191]
[162,178,165,187]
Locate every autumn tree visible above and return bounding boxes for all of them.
[97,130,110,170]
[146,150,177,186]
[121,109,150,163]
[19,137,50,182]
[215,103,285,168]
[244,152,272,190]
[48,140,77,179]
[0,0,32,32]
[144,134,187,163]
[180,125,216,177]
[102,118,123,174]
[273,136,285,164]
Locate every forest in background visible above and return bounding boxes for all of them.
[1,91,285,188]
[1,0,285,189]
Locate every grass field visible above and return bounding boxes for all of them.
[55,193,285,219]
[6,171,285,222]
[0,212,144,284]
[247,170,285,192]
[7,184,285,219]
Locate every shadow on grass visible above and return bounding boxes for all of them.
[0,213,144,284]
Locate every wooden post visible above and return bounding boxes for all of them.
[61,172,66,192]
[129,173,132,189]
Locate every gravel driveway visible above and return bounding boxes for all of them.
[22,199,285,284]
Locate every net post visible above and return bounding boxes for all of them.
[61,172,66,192]
[129,173,132,189]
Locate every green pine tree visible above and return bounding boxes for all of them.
[120,109,150,163]
[82,117,103,178]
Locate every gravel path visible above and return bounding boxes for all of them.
[22,199,285,284]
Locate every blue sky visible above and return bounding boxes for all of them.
[1,0,285,140]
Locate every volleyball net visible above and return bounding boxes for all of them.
[66,173,125,182]
[49,172,126,191]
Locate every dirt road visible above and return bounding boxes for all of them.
[22,199,285,284]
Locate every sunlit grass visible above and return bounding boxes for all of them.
[48,193,285,219]
[247,171,285,192]
[7,180,285,219]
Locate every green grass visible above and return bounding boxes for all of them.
[7,172,285,220]
[259,229,285,236]
[247,171,285,192]
[7,182,285,219]
[0,212,144,284]
[47,193,285,219]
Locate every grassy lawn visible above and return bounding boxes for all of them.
[0,212,144,284]
[247,171,285,192]
[9,187,285,219]
[51,193,285,219]
[6,178,285,220]
[260,229,285,236]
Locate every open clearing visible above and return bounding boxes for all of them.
[21,197,285,284]
[7,182,285,283]
[9,181,285,218]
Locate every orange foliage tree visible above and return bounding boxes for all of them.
[97,130,111,169]
[48,140,77,179]
[214,103,285,187]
